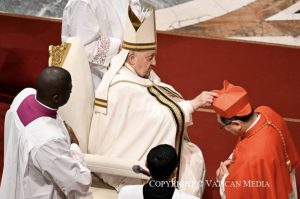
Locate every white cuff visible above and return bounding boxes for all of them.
[220,174,229,199]
[289,170,297,199]
[104,37,121,66]
[177,100,194,125]
[70,144,87,168]
[70,143,81,153]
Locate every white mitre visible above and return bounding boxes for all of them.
[94,5,157,114]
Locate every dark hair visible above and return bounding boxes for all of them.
[220,109,254,125]
[147,144,178,181]
[36,67,71,98]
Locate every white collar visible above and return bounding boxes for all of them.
[245,113,261,132]
[35,95,58,110]
[125,62,138,75]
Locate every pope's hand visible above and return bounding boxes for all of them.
[64,121,79,145]
[190,91,218,110]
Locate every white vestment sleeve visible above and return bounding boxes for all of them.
[219,153,233,199]
[3,109,12,156]
[289,169,298,199]
[62,0,121,66]
[70,143,87,166]
[33,139,91,197]
[154,81,193,124]
[220,173,229,199]
[117,187,129,199]
[177,100,194,125]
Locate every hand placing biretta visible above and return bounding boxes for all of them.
[212,80,252,118]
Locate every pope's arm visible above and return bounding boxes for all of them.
[32,139,91,197]
[177,101,194,125]
[176,92,218,125]
[62,0,121,66]
[156,82,217,125]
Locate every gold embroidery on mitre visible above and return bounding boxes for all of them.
[48,42,71,67]
[122,41,157,51]
[128,6,142,31]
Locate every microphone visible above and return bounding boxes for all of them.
[132,165,151,177]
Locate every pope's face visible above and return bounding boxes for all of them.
[130,50,156,78]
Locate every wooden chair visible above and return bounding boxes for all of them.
[49,37,149,199]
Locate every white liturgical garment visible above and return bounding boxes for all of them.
[0,88,91,199]
[89,64,206,197]
[118,185,199,199]
[62,0,130,88]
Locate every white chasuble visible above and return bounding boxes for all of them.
[89,65,205,197]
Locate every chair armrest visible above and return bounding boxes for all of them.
[84,153,149,180]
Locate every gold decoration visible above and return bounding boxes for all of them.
[128,6,142,31]
[286,160,292,173]
[147,85,185,183]
[94,98,108,108]
[48,42,71,67]
[158,85,182,99]
[148,85,185,151]
[268,120,292,173]
[240,118,293,173]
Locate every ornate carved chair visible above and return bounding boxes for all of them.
[49,37,149,199]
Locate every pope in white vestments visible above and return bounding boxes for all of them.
[0,67,91,199]
[62,0,141,89]
[88,7,217,198]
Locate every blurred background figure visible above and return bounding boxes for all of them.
[62,0,142,89]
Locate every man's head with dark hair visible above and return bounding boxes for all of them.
[220,109,254,126]
[217,109,258,136]
[36,67,72,109]
[146,144,178,181]
[212,80,259,136]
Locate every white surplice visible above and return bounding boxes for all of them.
[89,64,206,197]
[0,88,91,199]
[62,0,130,89]
[118,185,199,199]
